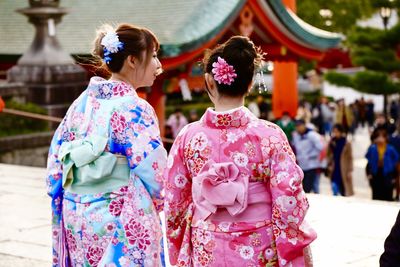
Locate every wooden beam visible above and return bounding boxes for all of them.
[248,0,324,60]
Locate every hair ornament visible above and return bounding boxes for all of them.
[101,32,124,64]
[211,56,237,85]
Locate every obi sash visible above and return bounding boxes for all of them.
[59,134,130,195]
[192,161,271,223]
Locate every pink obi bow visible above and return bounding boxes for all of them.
[193,161,249,221]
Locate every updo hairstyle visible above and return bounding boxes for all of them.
[92,23,159,73]
[202,36,264,97]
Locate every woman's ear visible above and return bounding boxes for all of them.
[205,73,217,97]
[126,55,136,70]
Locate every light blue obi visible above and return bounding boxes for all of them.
[59,135,130,195]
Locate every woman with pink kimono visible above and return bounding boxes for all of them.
[164,36,316,266]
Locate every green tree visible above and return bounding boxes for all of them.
[325,22,400,115]
[297,0,374,34]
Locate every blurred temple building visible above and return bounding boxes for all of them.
[0,0,341,129]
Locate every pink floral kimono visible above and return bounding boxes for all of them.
[164,106,316,266]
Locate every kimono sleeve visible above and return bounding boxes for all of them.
[124,105,167,212]
[163,128,194,265]
[45,116,70,267]
[46,118,68,222]
[269,128,317,266]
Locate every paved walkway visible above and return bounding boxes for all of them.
[0,126,399,266]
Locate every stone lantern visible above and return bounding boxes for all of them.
[7,0,87,124]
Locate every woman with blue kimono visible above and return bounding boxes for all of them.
[46,23,167,266]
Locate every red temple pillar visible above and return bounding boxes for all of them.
[272,0,298,119]
[147,79,166,137]
[272,61,298,118]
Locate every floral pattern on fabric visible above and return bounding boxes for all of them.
[164,106,316,267]
[46,76,167,266]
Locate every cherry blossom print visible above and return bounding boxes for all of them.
[190,132,209,151]
[233,152,248,167]
[174,174,188,188]
[196,250,212,266]
[195,229,212,244]
[200,146,212,158]
[283,222,304,245]
[113,83,132,97]
[244,142,256,157]
[226,132,239,143]
[216,113,232,126]
[271,171,289,186]
[113,113,128,135]
[275,196,297,212]
[90,97,100,110]
[239,245,254,260]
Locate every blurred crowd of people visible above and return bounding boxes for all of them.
[164,95,400,202]
[255,95,400,202]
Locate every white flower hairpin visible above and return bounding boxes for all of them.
[101,32,124,64]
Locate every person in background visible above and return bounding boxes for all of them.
[320,97,334,137]
[276,111,296,144]
[257,94,269,120]
[327,124,354,196]
[373,113,396,135]
[311,98,325,135]
[366,127,399,201]
[390,100,399,124]
[296,100,312,124]
[390,123,400,201]
[292,119,324,193]
[335,98,353,135]
[166,107,188,138]
[357,97,367,128]
[188,109,199,123]
[349,102,358,138]
[366,99,375,128]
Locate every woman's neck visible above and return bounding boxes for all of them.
[110,73,136,89]
[213,96,244,112]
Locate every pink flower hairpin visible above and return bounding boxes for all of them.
[212,57,237,85]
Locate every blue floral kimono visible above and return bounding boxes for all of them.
[46,77,167,267]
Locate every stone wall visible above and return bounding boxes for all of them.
[0,132,53,167]
[0,146,49,167]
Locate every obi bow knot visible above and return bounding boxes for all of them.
[59,134,129,194]
[193,162,248,220]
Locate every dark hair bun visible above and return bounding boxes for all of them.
[203,36,264,97]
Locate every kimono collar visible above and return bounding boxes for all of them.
[87,76,137,99]
[201,106,255,129]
